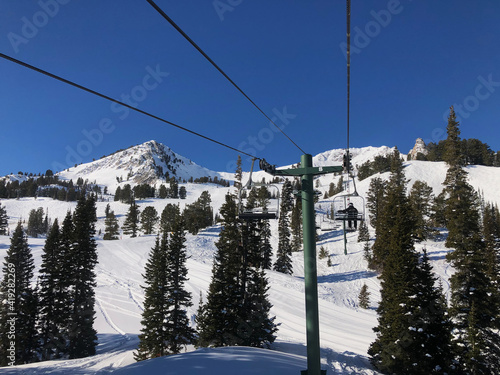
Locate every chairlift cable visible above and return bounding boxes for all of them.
[0,52,258,160]
[146,0,307,155]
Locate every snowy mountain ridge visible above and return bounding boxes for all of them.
[56,140,231,191]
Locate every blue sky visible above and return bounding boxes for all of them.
[1,0,499,175]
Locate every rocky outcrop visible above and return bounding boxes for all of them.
[409,138,428,160]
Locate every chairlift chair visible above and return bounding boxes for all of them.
[238,159,280,220]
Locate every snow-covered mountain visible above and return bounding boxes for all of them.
[57,140,232,191]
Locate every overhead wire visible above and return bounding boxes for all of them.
[145,0,307,155]
[0,52,258,160]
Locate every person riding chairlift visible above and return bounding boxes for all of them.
[338,202,358,229]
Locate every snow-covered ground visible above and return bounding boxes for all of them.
[1,151,500,374]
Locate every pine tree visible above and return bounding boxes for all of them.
[408,180,434,241]
[443,107,500,373]
[38,219,69,360]
[290,197,302,252]
[103,210,120,240]
[0,223,38,365]
[68,195,98,359]
[140,206,159,235]
[0,203,8,235]
[274,180,294,274]
[197,194,242,347]
[358,284,370,309]
[135,234,170,360]
[123,201,140,237]
[234,155,243,189]
[369,150,452,374]
[371,149,413,272]
[161,203,180,233]
[27,207,45,237]
[366,177,385,229]
[179,186,187,199]
[163,214,196,353]
[197,194,278,348]
[357,220,370,242]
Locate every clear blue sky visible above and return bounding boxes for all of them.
[1,0,499,175]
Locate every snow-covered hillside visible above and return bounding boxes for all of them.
[1,144,500,374]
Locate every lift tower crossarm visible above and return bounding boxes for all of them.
[260,155,340,375]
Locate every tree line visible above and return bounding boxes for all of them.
[364,107,500,374]
[0,195,98,365]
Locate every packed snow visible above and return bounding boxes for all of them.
[1,144,499,374]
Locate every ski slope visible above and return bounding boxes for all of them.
[1,155,500,374]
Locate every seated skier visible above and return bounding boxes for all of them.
[338,203,358,229]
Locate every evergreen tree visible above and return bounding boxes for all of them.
[0,203,8,235]
[371,149,413,272]
[430,191,447,228]
[179,186,187,199]
[103,210,120,240]
[357,220,370,242]
[274,180,294,274]
[197,194,277,348]
[197,194,242,347]
[408,180,434,242]
[358,284,370,309]
[38,219,69,360]
[161,203,180,233]
[255,187,273,269]
[369,150,452,374]
[114,186,122,201]
[163,214,196,353]
[123,201,140,238]
[67,195,98,359]
[443,107,500,373]
[0,223,38,365]
[234,155,243,189]
[290,197,302,252]
[135,235,170,360]
[140,206,159,235]
[158,184,169,199]
[27,207,45,237]
[183,191,213,235]
[366,177,385,230]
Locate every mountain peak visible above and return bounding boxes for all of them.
[57,140,226,189]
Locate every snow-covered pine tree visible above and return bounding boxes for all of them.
[140,206,159,235]
[67,195,98,359]
[135,234,170,360]
[0,203,8,235]
[274,180,293,274]
[441,109,500,373]
[408,180,434,242]
[103,210,120,240]
[0,223,38,365]
[38,219,70,360]
[122,201,140,238]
